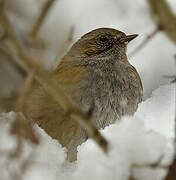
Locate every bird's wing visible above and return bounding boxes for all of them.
[23,58,87,161]
[53,57,86,97]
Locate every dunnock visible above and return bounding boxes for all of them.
[24,28,143,162]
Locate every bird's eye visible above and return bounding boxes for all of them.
[99,36,108,42]
[82,34,114,56]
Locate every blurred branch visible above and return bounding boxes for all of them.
[128,177,136,180]
[30,0,57,40]
[130,0,176,57]
[164,157,176,180]
[164,56,176,180]
[0,46,26,76]
[163,75,176,83]
[147,0,176,43]
[54,26,74,66]
[174,57,176,145]
[0,0,4,12]
[10,113,39,147]
[0,96,17,112]
[7,150,36,180]
[163,56,176,83]
[129,28,159,57]
[15,70,35,112]
[0,11,108,153]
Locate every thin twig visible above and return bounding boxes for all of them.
[174,56,176,153]
[163,75,176,84]
[15,70,35,112]
[30,0,57,40]
[129,28,159,58]
[54,26,74,68]
[147,0,176,43]
[8,150,36,180]
[164,157,176,180]
[163,55,176,83]
[174,57,176,145]
[10,113,39,145]
[164,56,176,180]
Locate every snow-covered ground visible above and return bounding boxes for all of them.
[0,84,174,180]
[1,0,176,179]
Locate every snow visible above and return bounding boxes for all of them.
[137,84,175,138]
[1,0,176,179]
[76,116,168,180]
[0,84,174,180]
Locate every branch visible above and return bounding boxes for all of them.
[147,0,176,43]
[54,26,74,66]
[164,157,176,180]
[30,0,57,40]
[164,56,176,180]
[15,70,35,112]
[129,28,159,58]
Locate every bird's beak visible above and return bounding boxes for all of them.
[120,34,138,43]
[126,34,138,42]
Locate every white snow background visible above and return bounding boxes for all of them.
[0,0,176,180]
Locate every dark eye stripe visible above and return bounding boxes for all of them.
[97,35,114,45]
[99,37,108,42]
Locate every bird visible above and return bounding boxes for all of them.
[24,28,143,162]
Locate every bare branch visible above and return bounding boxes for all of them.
[54,26,74,67]
[10,113,39,146]
[147,0,176,43]
[30,0,57,40]
[163,56,176,83]
[164,56,176,180]
[15,70,35,112]
[129,28,159,58]
[164,157,176,180]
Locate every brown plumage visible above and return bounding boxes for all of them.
[24,28,143,162]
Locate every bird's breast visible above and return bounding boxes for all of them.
[74,63,142,129]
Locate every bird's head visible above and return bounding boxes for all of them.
[68,28,138,60]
